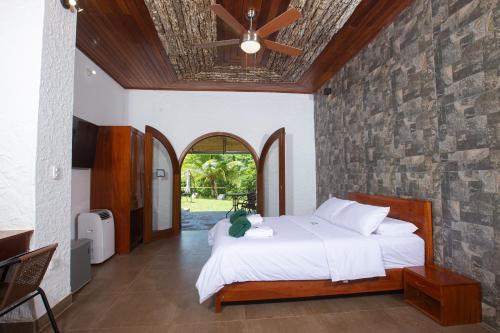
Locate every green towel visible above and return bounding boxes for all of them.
[229,216,251,238]
[229,209,247,223]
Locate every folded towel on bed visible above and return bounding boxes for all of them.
[245,225,274,238]
[229,209,247,223]
[247,214,263,226]
[228,217,251,237]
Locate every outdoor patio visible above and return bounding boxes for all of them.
[181,210,227,230]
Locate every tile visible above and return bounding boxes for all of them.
[145,253,209,272]
[168,321,245,333]
[78,270,139,296]
[244,315,330,333]
[320,310,405,333]
[53,291,120,330]
[306,293,407,314]
[92,255,152,279]
[244,299,313,320]
[171,292,246,324]
[382,306,445,332]
[94,292,178,328]
[125,267,199,295]
[91,326,170,333]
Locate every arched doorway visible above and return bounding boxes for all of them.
[143,126,286,243]
[179,133,258,231]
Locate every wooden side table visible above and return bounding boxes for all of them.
[0,230,33,261]
[404,266,481,326]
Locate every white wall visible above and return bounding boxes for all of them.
[0,0,44,233]
[0,0,76,320]
[127,90,317,216]
[73,49,127,126]
[263,140,280,216]
[71,49,127,239]
[152,138,173,230]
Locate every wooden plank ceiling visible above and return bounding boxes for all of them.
[76,0,413,93]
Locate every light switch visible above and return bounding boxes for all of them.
[51,166,61,180]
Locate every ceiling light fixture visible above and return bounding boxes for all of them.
[60,0,83,13]
[86,68,97,77]
[240,9,260,54]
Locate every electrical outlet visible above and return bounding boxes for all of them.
[51,166,61,180]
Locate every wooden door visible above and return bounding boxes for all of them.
[257,128,286,216]
[144,126,181,243]
[130,129,144,210]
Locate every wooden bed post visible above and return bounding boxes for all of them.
[214,293,222,313]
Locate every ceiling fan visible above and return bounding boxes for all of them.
[196,4,302,57]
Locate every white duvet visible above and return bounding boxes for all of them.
[196,215,396,303]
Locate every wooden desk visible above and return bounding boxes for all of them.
[0,230,33,261]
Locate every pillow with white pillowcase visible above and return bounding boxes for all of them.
[332,202,390,236]
[314,197,355,222]
[375,217,418,236]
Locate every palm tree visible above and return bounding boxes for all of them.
[199,158,226,197]
[181,153,256,197]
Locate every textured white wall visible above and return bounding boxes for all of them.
[0,0,76,320]
[71,49,127,239]
[0,0,44,232]
[34,0,76,316]
[127,90,317,216]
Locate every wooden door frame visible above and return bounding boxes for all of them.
[179,132,259,220]
[144,126,181,243]
[257,128,286,216]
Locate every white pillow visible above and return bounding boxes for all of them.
[375,217,418,236]
[314,197,355,222]
[332,202,390,236]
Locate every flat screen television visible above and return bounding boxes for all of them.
[72,116,99,168]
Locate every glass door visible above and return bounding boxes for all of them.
[144,126,180,242]
[257,128,286,216]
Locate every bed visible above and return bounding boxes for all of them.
[196,192,433,312]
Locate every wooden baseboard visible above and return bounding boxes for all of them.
[0,294,72,333]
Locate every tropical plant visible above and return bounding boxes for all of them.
[181,153,256,198]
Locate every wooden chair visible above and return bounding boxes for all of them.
[0,244,59,333]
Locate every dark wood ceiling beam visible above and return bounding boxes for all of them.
[131,80,309,94]
[298,0,414,92]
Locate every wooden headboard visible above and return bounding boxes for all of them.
[347,192,433,266]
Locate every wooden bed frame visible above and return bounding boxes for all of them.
[214,192,433,312]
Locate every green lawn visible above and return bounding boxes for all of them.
[181,198,233,212]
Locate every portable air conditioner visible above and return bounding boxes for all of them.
[77,209,115,264]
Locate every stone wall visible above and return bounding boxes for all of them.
[314,0,499,328]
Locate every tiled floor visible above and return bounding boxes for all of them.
[44,231,493,333]
[181,211,227,230]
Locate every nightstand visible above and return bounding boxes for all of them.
[404,266,481,326]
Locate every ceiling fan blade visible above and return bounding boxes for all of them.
[210,4,247,36]
[261,39,301,56]
[256,8,301,38]
[195,39,240,48]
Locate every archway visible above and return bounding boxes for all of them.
[179,132,259,231]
